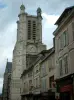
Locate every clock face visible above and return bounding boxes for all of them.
[27,45,36,53]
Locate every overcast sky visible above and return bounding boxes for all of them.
[0,0,74,93]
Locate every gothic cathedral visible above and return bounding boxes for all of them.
[10,4,46,100]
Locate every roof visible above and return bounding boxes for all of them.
[55,6,74,25]
[26,54,38,68]
[5,62,12,73]
[28,49,52,65]
[40,47,55,64]
[38,48,53,55]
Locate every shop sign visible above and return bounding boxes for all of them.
[60,84,72,92]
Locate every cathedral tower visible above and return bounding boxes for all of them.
[10,5,46,100]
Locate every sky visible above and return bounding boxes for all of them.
[0,0,74,93]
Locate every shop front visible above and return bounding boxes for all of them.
[56,74,74,100]
[21,93,33,100]
[33,94,41,100]
[60,84,73,100]
[40,90,55,100]
[41,92,48,100]
[48,90,55,100]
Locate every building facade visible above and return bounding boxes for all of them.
[32,50,49,100]
[53,6,74,100]
[10,4,46,100]
[2,61,12,100]
[21,50,48,100]
[5,4,74,100]
[21,47,56,100]
[40,48,56,100]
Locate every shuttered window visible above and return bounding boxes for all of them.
[41,79,46,91]
[64,55,68,74]
[63,30,68,47]
[28,20,31,40]
[63,31,67,47]
[72,22,74,41]
[59,59,63,76]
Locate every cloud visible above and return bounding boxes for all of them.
[42,13,59,25]
[42,13,59,49]
[0,2,7,9]
[0,78,3,93]
[0,22,16,78]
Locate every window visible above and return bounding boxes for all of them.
[24,83,26,88]
[63,31,66,46]
[64,55,68,74]
[57,38,59,51]
[27,20,31,40]
[28,71,32,77]
[27,20,37,40]
[49,76,54,88]
[58,37,60,51]
[36,78,38,87]
[72,22,74,41]
[59,59,63,76]
[32,21,36,40]
[48,59,52,71]
[29,80,32,86]
[41,79,46,91]
[35,65,39,73]
[63,30,68,47]
[60,34,63,50]
[41,64,46,77]
[23,82,26,92]
[29,80,32,91]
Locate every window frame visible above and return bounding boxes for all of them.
[63,55,68,74]
[59,59,63,76]
[72,22,74,41]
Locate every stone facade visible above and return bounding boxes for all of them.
[40,48,55,92]
[40,48,56,100]
[53,6,74,100]
[21,47,55,100]
[53,6,74,79]
[2,61,12,100]
[8,4,74,100]
[10,4,46,100]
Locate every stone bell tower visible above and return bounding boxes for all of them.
[10,4,46,100]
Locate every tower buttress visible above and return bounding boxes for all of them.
[37,7,42,43]
[10,5,46,100]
